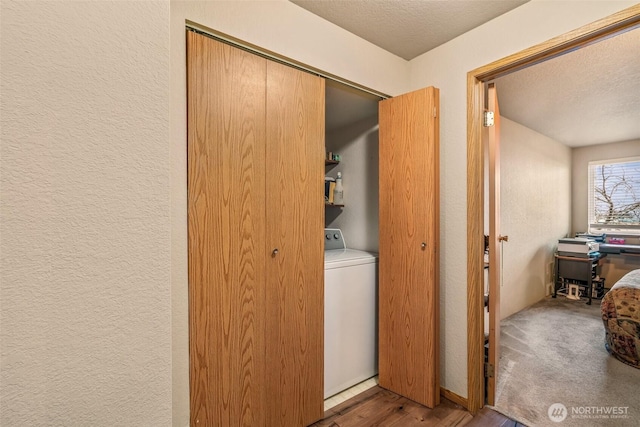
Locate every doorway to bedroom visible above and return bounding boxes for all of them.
[467,6,640,418]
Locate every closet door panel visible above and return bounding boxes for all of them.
[378,86,440,408]
[265,60,325,426]
[187,32,267,426]
[486,82,502,406]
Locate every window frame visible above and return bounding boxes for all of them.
[588,155,640,236]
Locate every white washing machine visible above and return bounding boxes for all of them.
[324,228,378,399]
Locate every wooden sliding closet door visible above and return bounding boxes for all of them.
[265,60,325,425]
[378,87,440,408]
[187,32,267,426]
[187,30,324,426]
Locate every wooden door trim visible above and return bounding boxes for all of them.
[466,4,640,414]
[441,387,468,409]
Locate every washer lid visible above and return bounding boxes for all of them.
[324,249,378,268]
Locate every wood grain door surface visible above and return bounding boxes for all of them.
[378,87,440,408]
[187,31,324,426]
[265,59,325,426]
[486,82,501,406]
[187,32,267,427]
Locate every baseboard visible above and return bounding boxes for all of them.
[440,387,468,409]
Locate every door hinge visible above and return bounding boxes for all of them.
[433,107,437,118]
[483,111,494,127]
[485,362,495,378]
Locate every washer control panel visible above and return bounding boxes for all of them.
[324,228,346,251]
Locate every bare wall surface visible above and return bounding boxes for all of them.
[499,118,572,319]
[408,0,636,397]
[1,1,172,426]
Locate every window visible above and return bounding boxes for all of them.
[588,156,640,234]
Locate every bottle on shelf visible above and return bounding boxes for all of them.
[333,172,344,205]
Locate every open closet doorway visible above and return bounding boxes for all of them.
[324,80,380,250]
[322,80,381,408]
[467,6,640,414]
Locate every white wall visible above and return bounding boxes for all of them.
[408,0,637,397]
[500,118,572,319]
[170,1,408,424]
[325,117,380,252]
[1,1,171,426]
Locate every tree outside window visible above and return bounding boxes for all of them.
[589,157,640,233]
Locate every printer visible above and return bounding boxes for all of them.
[557,238,599,257]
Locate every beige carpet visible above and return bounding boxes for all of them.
[492,296,640,426]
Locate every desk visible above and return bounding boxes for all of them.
[598,243,640,256]
[553,253,606,305]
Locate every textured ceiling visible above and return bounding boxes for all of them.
[496,27,640,147]
[305,0,639,146]
[291,0,529,60]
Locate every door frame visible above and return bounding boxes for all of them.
[466,5,640,414]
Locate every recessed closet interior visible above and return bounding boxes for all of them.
[324,81,380,252]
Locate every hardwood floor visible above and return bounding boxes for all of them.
[311,386,522,427]
[464,406,525,427]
